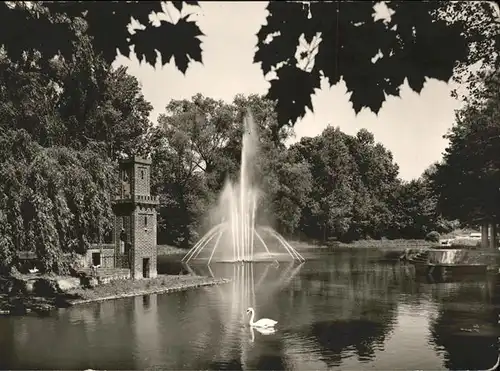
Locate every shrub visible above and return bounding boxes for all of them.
[425,231,440,243]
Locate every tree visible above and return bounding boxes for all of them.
[389,179,440,239]
[151,93,296,246]
[430,81,500,225]
[257,146,313,236]
[148,92,452,246]
[0,32,153,158]
[430,68,500,225]
[0,130,116,274]
[151,94,240,246]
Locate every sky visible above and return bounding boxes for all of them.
[114,1,465,181]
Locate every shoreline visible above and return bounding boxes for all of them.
[0,275,229,316]
[68,276,230,306]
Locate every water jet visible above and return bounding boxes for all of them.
[182,112,305,264]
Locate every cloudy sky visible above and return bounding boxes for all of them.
[114,1,464,181]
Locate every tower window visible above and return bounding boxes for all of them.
[144,216,148,227]
[141,170,144,179]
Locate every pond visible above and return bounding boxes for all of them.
[0,248,499,370]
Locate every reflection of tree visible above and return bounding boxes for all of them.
[429,275,499,370]
[0,300,138,369]
[286,250,400,367]
[310,320,387,367]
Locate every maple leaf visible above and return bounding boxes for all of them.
[255,0,475,126]
[254,1,312,75]
[0,2,205,75]
[0,3,76,63]
[131,15,204,73]
[267,65,320,130]
[172,1,200,13]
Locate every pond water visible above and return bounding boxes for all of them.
[0,249,499,370]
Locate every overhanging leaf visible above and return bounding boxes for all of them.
[254,1,310,75]
[267,65,320,130]
[172,1,200,13]
[131,15,204,73]
[254,0,479,123]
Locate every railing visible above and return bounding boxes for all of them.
[89,243,114,250]
[113,194,159,204]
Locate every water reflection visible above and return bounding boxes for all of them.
[0,249,498,370]
[250,324,277,342]
[428,275,500,370]
[184,262,304,370]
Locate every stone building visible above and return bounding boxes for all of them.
[84,156,159,279]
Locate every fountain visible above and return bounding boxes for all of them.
[182,112,305,265]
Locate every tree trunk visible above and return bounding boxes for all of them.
[481,221,489,248]
[489,222,497,249]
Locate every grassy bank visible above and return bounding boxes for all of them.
[337,239,433,249]
[157,245,187,256]
[287,238,434,250]
[68,275,229,304]
[0,274,229,316]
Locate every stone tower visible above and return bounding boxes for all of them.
[113,156,159,279]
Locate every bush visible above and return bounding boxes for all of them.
[425,231,440,243]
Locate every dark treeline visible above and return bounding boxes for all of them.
[149,94,455,248]
[0,2,497,273]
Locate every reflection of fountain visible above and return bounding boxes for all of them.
[182,113,305,264]
[183,261,303,364]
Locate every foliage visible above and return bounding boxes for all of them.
[0,18,154,272]
[425,231,440,243]
[430,68,500,225]
[150,94,293,246]
[0,130,116,274]
[253,1,479,129]
[0,34,153,158]
[0,0,468,266]
[3,2,496,135]
[0,1,203,74]
[151,94,238,246]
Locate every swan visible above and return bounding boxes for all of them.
[246,307,277,328]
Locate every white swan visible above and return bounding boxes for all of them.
[246,307,277,328]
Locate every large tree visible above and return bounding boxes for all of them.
[430,70,500,225]
[0,130,117,274]
[0,33,153,158]
[151,93,297,246]
[151,94,241,246]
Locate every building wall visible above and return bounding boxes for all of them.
[85,246,115,268]
[134,164,150,196]
[131,206,157,279]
